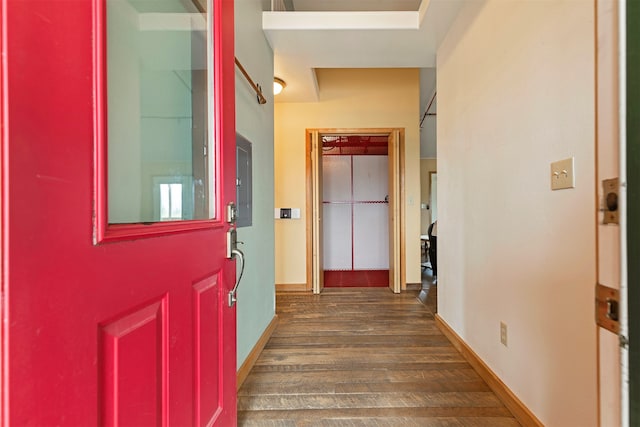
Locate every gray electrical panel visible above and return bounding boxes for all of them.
[236,134,252,227]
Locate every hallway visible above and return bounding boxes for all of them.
[238,287,519,426]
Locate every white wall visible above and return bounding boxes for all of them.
[234,0,276,367]
[437,1,597,425]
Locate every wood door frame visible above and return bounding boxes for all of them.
[305,128,406,294]
[310,130,324,294]
[627,0,639,422]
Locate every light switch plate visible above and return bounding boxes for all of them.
[550,157,575,190]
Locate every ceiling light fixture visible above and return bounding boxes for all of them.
[274,77,286,95]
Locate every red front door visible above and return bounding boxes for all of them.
[1,0,237,425]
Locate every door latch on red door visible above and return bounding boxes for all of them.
[226,228,238,259]
[226,202,238,224]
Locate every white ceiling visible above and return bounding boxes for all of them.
[263,0,464,103]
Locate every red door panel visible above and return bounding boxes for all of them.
[0,0,237,425]
[193,273,223,427]
[101,298,168,427]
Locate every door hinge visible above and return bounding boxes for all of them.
[620,334,629,349]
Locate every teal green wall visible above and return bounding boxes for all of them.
[234,0,276,368]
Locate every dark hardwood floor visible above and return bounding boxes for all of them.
[238,286,519,426]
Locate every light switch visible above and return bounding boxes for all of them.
[550,157,575,190]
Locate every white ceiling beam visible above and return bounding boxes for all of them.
[263,11,420,30]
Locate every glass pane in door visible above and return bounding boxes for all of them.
[106,0,213,223]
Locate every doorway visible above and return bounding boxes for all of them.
[306,128,405,294]
[322,135,390,288]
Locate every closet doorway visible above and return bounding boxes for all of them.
[306,129,405,294]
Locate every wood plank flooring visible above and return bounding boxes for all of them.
[238,288,519,426]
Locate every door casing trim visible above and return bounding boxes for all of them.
[305,128,406,293]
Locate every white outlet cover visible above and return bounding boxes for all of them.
[550,157,575,190]
[500,322,508,347]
